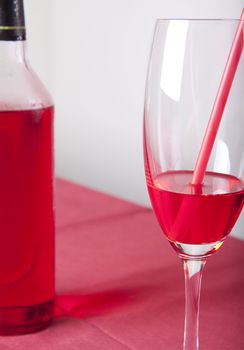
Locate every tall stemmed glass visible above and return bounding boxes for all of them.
[144,19,244,349]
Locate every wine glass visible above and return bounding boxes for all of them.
[144,18,244,349]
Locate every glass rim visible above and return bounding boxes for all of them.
[156,18,244,22]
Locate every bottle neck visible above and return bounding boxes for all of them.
[0,41,26,64]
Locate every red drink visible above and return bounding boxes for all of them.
[0,106,54,334]
[147,171,244,244]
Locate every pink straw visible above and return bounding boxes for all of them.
[191,10,244,185]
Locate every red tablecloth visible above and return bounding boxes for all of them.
[0,178,244,349]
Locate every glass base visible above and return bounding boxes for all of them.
[0,299,54,335]
[169,239,225,259]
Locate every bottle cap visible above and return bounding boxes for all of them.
[0,0,26,41]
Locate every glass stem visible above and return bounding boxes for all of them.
[183,258,206,350]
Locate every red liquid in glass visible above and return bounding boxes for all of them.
[0,106,55,334]
[147,171,244,244]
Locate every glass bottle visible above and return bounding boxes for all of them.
[0,0,55,334]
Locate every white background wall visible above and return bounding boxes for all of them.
[25,0,244,239]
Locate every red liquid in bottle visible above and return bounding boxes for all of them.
[0,106,54,334]
[147,171,244,244]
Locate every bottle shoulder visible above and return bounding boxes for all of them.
[0,61,53,110]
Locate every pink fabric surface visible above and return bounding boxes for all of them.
[0,178,244,349]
